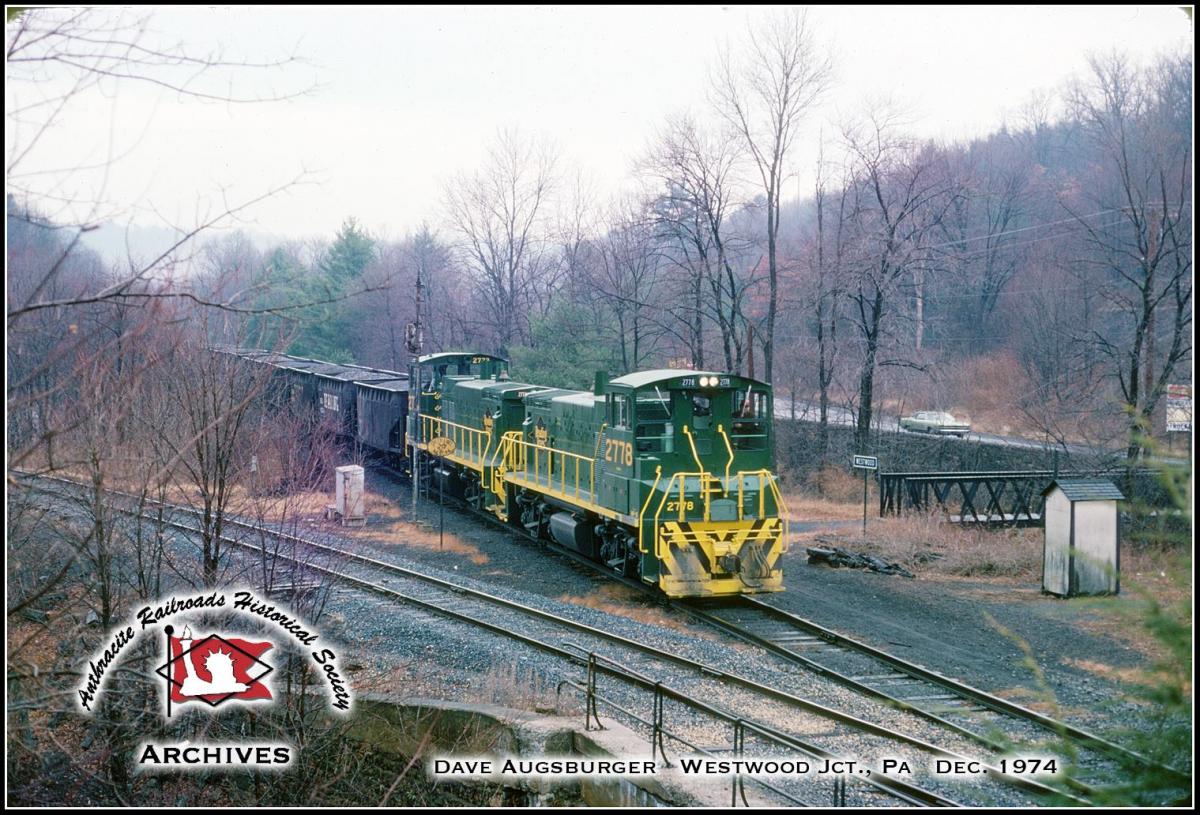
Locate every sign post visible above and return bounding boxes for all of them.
[428,436,456,550]
[407,268,424,522]
[852,455,879,537]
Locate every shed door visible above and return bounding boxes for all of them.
[1073,501,1118,594]
[1042,490,1071,596]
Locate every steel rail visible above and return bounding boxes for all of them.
[379,466,1184,801]
[679,595,1190,792]
[15,471,960,807]
[20,471,1141,801]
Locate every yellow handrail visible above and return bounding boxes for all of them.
[651,472,681,558]
[502,433,596,501]
[649,468,789,557]
[420,414,491,472]
[636,465,663,554]
[680,425,705,474]
[717,424,735,485]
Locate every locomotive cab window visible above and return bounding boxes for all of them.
[732,388,768,450]
[734,389,768,419]
[691,393,713,430]
[636,390,672,421]
[635,390,673,453]
[609,394,632,429]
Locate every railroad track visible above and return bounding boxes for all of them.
[375,464,1194,803]
[18,470,1183,803]
[677,595,1191,800]
[16,471,970,807]
[377,464,1191,803]
[16,472,1099,811]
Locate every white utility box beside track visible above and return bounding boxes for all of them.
[331,464,366,527]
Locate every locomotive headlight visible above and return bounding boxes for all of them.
[700,376,713,387]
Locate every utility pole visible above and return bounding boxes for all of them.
[1143,207,1160,448]
[747,323,755,380]
[409,267,424,520]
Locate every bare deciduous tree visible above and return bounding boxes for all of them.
[589,201,666,373]
[713,8,832,385]
[644,114,754,372]
[444,130,558,356]
[841,110,948,450]
[1063,52,1192,471]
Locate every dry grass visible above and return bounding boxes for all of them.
[474,661,570,714]
[556,583,716,638]
[1061,658,1157,687]
[1065,651,1191,699]
[782,467,874,522]
[1120,545,1192,608]
[991,685,1094,719]
[1059,564,1192,670]
[784,493,865,522]
[187,481,496,565]
[801,511,1043,580]
[802,465,869,503]
[246,487,488,565]
[350,506,490,565]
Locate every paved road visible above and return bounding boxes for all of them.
[773,397,1115,460]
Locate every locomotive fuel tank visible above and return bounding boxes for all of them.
[548,512,597,558]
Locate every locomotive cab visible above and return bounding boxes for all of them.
[410,352,510,445]
[601,371,788,597]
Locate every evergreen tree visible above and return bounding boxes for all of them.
[320,217,375,283]
[250,220,376,362]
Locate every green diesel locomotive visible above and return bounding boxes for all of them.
[411,352,789,598]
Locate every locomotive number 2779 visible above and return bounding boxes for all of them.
[604,439,633,466]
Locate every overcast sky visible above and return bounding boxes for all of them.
[6,5,1193,250]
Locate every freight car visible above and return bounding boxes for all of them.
[226,349,789,598]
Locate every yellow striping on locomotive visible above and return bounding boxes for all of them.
[657,517,786,597]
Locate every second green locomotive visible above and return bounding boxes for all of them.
[410,353,789,598]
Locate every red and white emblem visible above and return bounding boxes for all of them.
[158,625,274,710]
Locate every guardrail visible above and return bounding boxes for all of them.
[557,645,949,807]
[878,468,1161,525]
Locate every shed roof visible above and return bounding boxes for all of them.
[1042,479,1125,502]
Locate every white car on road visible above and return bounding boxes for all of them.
[899,411,971,437]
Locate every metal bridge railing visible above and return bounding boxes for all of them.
[877,468,1160,525]
[557,645,909,807]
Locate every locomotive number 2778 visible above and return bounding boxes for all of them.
[604,439,633,466]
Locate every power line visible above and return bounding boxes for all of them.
[915,207,1124,253]
[920,202,1188,255]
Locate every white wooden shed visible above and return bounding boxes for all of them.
[1041,479,1124,597]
